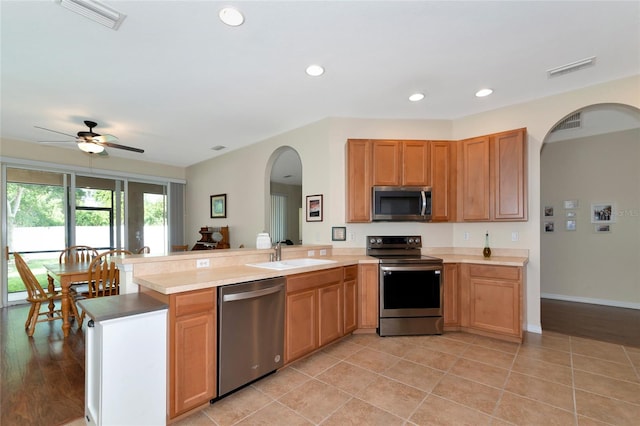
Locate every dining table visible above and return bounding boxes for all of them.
[44,262,91,337]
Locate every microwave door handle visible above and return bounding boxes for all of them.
[420,191,427,216]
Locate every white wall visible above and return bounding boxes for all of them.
[541,128,640,308]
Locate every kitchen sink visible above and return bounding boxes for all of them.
[246,258,337,270]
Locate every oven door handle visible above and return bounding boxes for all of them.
[380,265,442,272]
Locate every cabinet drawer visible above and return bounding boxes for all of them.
[344,265,358,281]
[468,265,520,281]
[287,268,342,293]
[172,288,216,317]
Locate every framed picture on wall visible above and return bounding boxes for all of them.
[332,226,346,241]
[544,221,554,232]
[544,206,554,217]
[306,194,323,222]
[591,203,615,223]
[595,224,611,233]
[565,219,576,231]
[210,194,227,218]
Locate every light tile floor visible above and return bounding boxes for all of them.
[172,331,640,425]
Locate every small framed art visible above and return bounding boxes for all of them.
[306,194,323,222]
[210,194,227,218]
[544,221,555,232]
[332,227,346,241]
[591,203,615,223]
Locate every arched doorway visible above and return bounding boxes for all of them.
[264,147,302,245]
[539,103,640,344]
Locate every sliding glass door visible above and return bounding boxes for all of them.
[2,166,170,306]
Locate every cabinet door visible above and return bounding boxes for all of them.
[402,140,430,186]
[443,263,460,327]
[169,289,216,419]
[357,264,379,329]
[430,141,456,222]
[318,283,343,346]
[492,129,527,220]
[285,289,317,363]
[372,140,402,186]
[343,266,358,335]
[461,136,491,221]
[346,139,372,222]
[465,265,522,339]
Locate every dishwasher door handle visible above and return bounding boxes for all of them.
[222,283,284,302]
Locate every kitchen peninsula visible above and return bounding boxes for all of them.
[114,245,527,422]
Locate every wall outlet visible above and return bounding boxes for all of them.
[319,249,327,256]
[196,258,210,268]
[307,250,315,256]
[463,232,470,241]
[348,232,355,242]
[511,232,519,242]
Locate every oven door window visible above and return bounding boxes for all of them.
[380,267,442,317]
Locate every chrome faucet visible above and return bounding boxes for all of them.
[274,241,282,261]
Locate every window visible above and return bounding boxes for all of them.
[271,193,287,243]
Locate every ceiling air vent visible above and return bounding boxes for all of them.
[551,112,581,133]
[547,56,596,78]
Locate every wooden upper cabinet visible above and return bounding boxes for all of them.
[430,141,456,222]
[372,140,403,185]
[460,128,527,222]
[492,129,527,221]
[372,140,430,186]
[346,139,372,222]
[402,141,430,186]
[461,136,491,221]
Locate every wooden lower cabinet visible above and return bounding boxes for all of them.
[443,263,460,328]
[357,263,379,330]
[460,264,523,342]
[285,268,343,363]
[318,283,343,346]
[169,288,217,419]
[285,289,317,362]
[343,266,358,334]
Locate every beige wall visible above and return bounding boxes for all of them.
[541,128,640,307]
[3,75,639,331]
[0,137,186,180]
[185,75,640,333]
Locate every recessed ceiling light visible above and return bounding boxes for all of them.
[475,88,493,97]
[219,7,244,26]
[409,93,425,102]
[211,145,226,151]
[305,64,324,77]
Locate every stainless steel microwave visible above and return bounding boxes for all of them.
[372,186,432,222]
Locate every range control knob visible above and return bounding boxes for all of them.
[376,238,382,244]
[408,238,414,244]
[414,237,421,244]
[369,238,376,244]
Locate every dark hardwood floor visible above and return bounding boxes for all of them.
[541,298,640,348]
[2,298,638,425]
[1,302,85,426]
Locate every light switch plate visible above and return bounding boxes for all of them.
[196,258,210,268]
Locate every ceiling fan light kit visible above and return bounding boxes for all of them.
[77,141,105,154]
[56,0,126,30]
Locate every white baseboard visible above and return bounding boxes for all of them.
[526,323,542,334]
[541,293,640,310]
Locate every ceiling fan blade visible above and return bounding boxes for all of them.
[92,134,118,143]
[38,140,75,143]
[34,126,76,138]
[101,141,144,153]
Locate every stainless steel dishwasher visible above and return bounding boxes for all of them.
[217,276,285,397]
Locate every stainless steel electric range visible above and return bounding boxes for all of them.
[367,235,444,336]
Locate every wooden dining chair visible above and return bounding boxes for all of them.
[14,253,81,337]
[137,246,151,254]
[171,244,189,252]
[59,245,99,264]
[60,245,99,296]
[76,249,133,326]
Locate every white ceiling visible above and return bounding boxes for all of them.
[1,1,639,167]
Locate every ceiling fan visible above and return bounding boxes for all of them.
[36,120,144,155]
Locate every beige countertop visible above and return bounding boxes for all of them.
[134,255,376,295]
[130,246,528,295]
